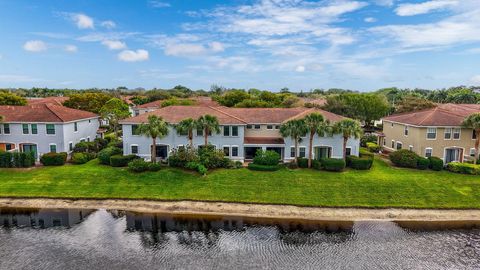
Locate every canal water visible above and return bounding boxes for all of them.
[0,207,479,270]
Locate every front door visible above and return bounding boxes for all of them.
[155,145,168,160]
[22,144,38,159]
[315,146,331,160]
[244,147,261,160]
[445,148,462,163]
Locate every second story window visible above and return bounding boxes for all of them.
[223,126,230,136]
[404,126,408,136]
[31,124,38,134]
[132,125,140,136]
[246,125,252,129]
[22,124,29,134]
[196,128,203,136]
[46,124,55,135]
[473,130,477,140]
[426,128,436,139]
[396,142,403,150]
[444,128,452,139]
[453,128,461,139]
[267,125,273,130]
[74,122,78,132]
[254,124,260,129]
[3,124,10,134]
[232,126,238,136]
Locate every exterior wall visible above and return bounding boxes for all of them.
[133,107,156,116]
[62,118,100,152]
[382,120,477,161]
[284,134,360,160]
[244,124,281,137]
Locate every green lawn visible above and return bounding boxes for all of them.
[0,158,479,209]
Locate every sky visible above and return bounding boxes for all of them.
[0,0,480,92]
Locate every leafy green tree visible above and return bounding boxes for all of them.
[63,92,112,113]
[99,98,131,137]
[175,118,197,146]
[0,92,27,105]
[216,90,251,107]
[446,88,477,104]
[280,119,307,163]
[333,119,363,160]
[462,113,480,164]
[196,115,220,146]
[304,113,331,167]
[137,115,169,163]
[395,96,436,113]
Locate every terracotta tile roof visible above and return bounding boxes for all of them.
[136,100,163,109]
[27,96,69,106]
[0,104,98,123]
[382,103,480,126]
[136,97,219,109]
[244,137,285,145]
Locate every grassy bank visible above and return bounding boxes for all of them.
[0,159,479,209]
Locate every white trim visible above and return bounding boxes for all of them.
[404,125,409,137]
[444,127,452,140]
[382,120,463,128]
[426,127,437,140]
[299,146,306,158]
[443,146,465,163]
[452,128,461,140]
[48,143,57,153]
[408,145,413,151]
[396,141,403,150]
[425,147,433,158]
[131,144,139,154]
[469,148,476,157]
[231,145,239,157]
[222,145,230,157]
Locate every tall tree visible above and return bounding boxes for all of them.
[280,119,307,163]
[0,92,27,105]
[137,115,169,163]
[63,92,112,113]
[333,119,363,160]
[196,115,220,146]
[304,113,331,168]
[395,95,436,113]
[462,113,480,164]
[175,118,197,147]
[99,98,131,137]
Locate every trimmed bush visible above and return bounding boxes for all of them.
[297,158,308,168]
[389,149,419,168]
[128,159,150,173]
[73,142,97,153]
[253,150,280,166]
[446,162,480,175]
[234,161,244,168]
[98,147,122,165]
[71,152,96,164]
[366,142,381,153]
[312,159,321,170]
[110,154,139,167]
[347,156,373,170]
[198,146,229,169]
[428,156,443,171]
[416,157,430,170]
[147,162,162,172]
[185,161,208,175]
[40,152,67,166]
[0,151,35,168]
[359,148,374,158]
[361,134,377,147]
[168,146,199,168]
[248,163,281,171]
[286,160,298,169]
[321,158,346,172]
[197,164,208,175]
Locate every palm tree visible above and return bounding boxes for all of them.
[462,113,480,164]
[196,115,220,146]
[280,119,307,163]
[333,119,363,160]
[137,115,169,163]
[304,113,331,168]
[175,118,197,147]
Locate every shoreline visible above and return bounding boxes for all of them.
[1,198,480,222]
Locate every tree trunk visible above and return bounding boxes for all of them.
[308,130,314,168]
[188,129,193,147]
[343,137,348,160]
[151,138,157,163]
[204,127,209,146]
[475,129,480,165]
[294,137,298,163]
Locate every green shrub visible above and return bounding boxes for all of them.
[234,161,244,168]
[98,147,122,165]
[428,156,443,171]
[416,157,430,170]
[248,163,281,171]
[185,162,208,175]
[0,151,35,168]
[110,154,139,167]
[359,148,374,158]
[389,149,419,168]
[347,156,373,170]
[168,146,199,168]
[198,146,229,169]
[360,134,377,147]
[148,162,162,172]
[286,160,298,169]
[71,152,96,164]
[312,159,321,170]
[197,164,208,175]
[321,158,346,172]
[366,142,381,153]
[128,159,150,173]
[40,152,67,166]
[446,162,480,175]
[94,138,109,151]
[73,141,97,153]
[297,158,308,168]
[253,150,280,166]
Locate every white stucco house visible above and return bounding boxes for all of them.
[120,106,360,162]
[0,104,101,159]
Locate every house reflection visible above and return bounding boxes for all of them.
[0,208,95,229]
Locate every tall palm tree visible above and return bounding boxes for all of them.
[304,113,331,168]
[462,113,480,164]
[280,119,307,163]
[196,115,220,146]
[175,118,197,147]
[137,115,169,163]
[333,119,363,160]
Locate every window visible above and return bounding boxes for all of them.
[232,146,238,157]
[299,147,306,158]
[22,124,29,134]
[267,125,273,130]
[223,146,230,156]
[391,122,394,127]
[425,148,432,158]
[132,125,140,135]
[254,125,260,129]
[232,126,238,136]
[246,125,252,129]
[404,126,408,136]
[69,142,73,151]
[383,139,386,146]
[453,128,461,140]
[473,130,477,140]
[196,128,203,136]
[409,145,413,151]
[131,145,138,154]
[346,147,352,156]
[177,129,188,136]
[87,137,90,142]
[290,147,295,158]
[444,128,452,139]
[470,148,476,157]
[391,140,395,148]
[223,126,230,136]
[31,124,37,134]
[275,125,280,130]
[426,128,436,139]
[3,124,10,134]
[396,142,402,150]
[0,125,2,134]
[46,124,55,135]
[74,122,78,132]
[89,119,91,123]
[49,144,57,153]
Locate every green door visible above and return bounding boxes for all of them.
[22,144,38,159]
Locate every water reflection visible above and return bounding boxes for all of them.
[0,208,94,229]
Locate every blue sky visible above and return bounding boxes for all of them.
[0,0,480,91]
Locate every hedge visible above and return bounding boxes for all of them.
[320,158,346,172]
[359,148,374,158]
[312,159,321,170]
[128,159,150,173]
[110,154,139,167]
[253,150,280,166]
[248,163,281,171]
[71,152,96,165]
[98,147,122,165]
[446,162,480,175]
[0,151,35,168]
[416,157,430,170]
[389,149,419,168]
[366,142,381,153]
[40,152,67,166]
[297,158,308,168]
[428,156,443,171]
[347,156,373,170]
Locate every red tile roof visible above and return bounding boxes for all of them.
[382,103,480,126]
[244,137,285,145]
[136,97,219,109]
[0,104,98,123]
[27,96,69,106]
[136,100,163,109]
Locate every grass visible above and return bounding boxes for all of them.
[0,158,479,209]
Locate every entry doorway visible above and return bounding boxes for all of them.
[266,147,283,159]
[244,147,262,160]
[314,146,332,160]
[153,145,169,160]
[444,148,463,163]
[21,144,38,159]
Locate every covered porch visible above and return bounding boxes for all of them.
[244,137,285,160]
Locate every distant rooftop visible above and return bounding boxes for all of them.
[0,104,98,123]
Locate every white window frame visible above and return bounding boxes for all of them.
[74,122,78,133]
[254,124,261,129]
[131,144,139,154]
[231,126,239,137]
[452,128,461,140]
[396,141,403,150]
[470,148,476,157]
[299,147,306,158]
[49,143,57,153]
[404,126,408,136]
[274,125,280,130]
[231,145,239,157]
[223,145,230,157]
[68,141,73,152]
[87,136,90,142]
[223,126,230,137]
[425,148,433,158]
[346,147,352,156]
[426,127,437,140]
[290,146,295,158]
[409,145,413,151]
[444,128,452,140]
[267,125,273,130]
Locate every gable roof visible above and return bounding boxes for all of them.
[0,104,98,123]
[27,96,69,106]
[382,103,480,126]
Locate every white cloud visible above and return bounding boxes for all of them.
[165,43,207,56]
[471,75,480,84]
[64,45,78,53]
[295,65,305,72]
[209,42,225,52]
[101,20,116,29]
[70,13,94,29]
[23,40,47,52]
[149,1,171,8]
[395,0,458,16]
[102,40,127,50]
[364,17,377,23]
[118,49,149,62]
[374,0,395,6]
